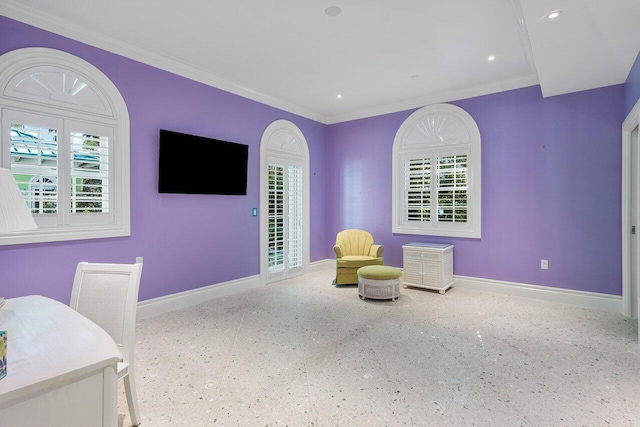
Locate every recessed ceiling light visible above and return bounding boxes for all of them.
[547,10,561,19]
[337,94,343,99]
[488,56,495,61]
[325,6,341,17]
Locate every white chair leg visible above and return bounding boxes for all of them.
[124,372,141,426]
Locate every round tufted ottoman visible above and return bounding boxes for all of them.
[357,265,402,301]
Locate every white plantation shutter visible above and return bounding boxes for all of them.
[288,165,303,271]
[267,164,303,275]
[405,157,431,222]
[70,132,109,214]
[403,153,470,225]
[268,164,285,274]
[9,122,59,214]
[5,112,115,227]
[436,154,468,223]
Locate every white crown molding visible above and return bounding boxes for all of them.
[327,73,540,124]
[326,0,540,124]
[0,1,328,124]
[510,0,538,73]
[0,1,539,126]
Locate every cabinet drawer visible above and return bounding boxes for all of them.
[403,249,423,260]
[404,250,441,262]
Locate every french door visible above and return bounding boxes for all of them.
[260,120,309,285]
[266,161,303,283]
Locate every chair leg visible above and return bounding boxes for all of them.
[124,371,141,426]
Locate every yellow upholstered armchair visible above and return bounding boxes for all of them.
[333,229,384,285]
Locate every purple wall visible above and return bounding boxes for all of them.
[327,85,624,295]
[0,15,631,301]
[626,52,640,115]
[0,16,328,303]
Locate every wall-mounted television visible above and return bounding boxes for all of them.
[158,129,248,195]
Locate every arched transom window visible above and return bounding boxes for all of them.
[0,47,130,245]
[392,103,481,238]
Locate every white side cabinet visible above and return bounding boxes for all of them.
[402,242,454,294]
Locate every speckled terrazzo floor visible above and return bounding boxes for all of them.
[117,268,640,427]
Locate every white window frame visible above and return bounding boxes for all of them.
[260,120,310,285]
[392,103,481,238]
[0,48,130,245]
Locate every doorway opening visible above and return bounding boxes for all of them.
[622,98,640,340]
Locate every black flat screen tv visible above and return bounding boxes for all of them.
[158,129,248,195]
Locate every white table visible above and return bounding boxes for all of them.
[0,295,121,427]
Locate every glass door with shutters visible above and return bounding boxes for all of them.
[267,162,303,282]
[260,119,309,285]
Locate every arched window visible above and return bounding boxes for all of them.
[28,175,57,213]
[392,103,481,238]
[0,48,130,245]
[260,120,310,284]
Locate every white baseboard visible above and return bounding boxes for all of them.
[137,259,334,320]
[453,275,622,313]
[137,274,262,320]
[137,260,622,320]
[309,259,334,272]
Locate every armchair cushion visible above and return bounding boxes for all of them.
[337,255,384,269]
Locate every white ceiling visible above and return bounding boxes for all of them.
[1,0,639,124]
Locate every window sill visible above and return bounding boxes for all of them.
[393,224,481,239]
[0,224,130,246]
